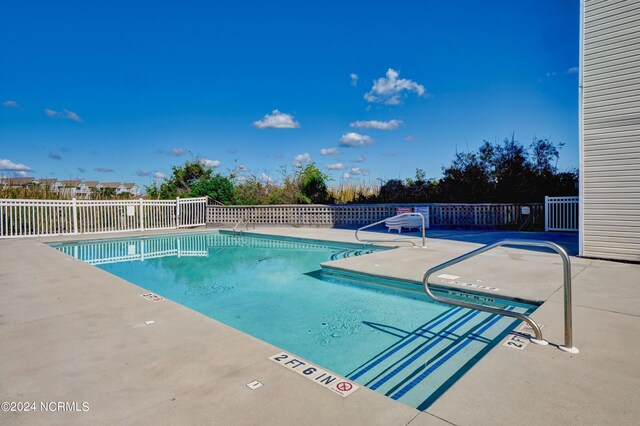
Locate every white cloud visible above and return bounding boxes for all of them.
[261,173,273,183]
[351,155,366,163]
[364,68,426,105]
[0,158,32,171]
[12,171,29,177]
[326,163,345,170]
[44,108,82,121]
[339,132,373,147]
[64,109,82,122]
[170,148,188,157]
[350,167,370,176]
[404,135,415,142]
[200,158,221,168]
[547,67,579,78]
[253,110,300,129]
[350,73,359,86]
[293,153,311,166]
[320,147,340,155]
[153,172,166,179]
[2,100,21,109]
[342,173,351,179]
[350,119,403,130]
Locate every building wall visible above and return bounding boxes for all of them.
[581,0,640,262]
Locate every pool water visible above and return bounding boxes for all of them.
[53,231,535,410]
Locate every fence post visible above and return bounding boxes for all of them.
[176,197,180,228]
[544,196,549,232]
[139,198,144,231]
[72,198,78,234]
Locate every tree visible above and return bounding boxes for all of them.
[439,151,494,202]
[146,160,232,201]
[190,174,234,204]
[296,163,333,204]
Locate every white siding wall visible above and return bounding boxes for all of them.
[581,0,640,262]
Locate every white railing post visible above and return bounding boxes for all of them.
[176,197,180,229]
[72,198,79,235]
[544,196,549,232]
[139,198,144,231]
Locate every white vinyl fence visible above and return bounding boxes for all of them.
[0,197,207,238]
[545,196,579,232]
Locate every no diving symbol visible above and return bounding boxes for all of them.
[336,381,353,392]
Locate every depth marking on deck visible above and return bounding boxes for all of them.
[503,323,544,350]
[269,352,358,397]
[440,278,500,292]
[140,293,165,302]
[437,274,460,280]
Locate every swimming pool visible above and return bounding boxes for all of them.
[53,231,536,410]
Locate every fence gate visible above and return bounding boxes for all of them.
[545,196,579,232]
[177,197,207,228]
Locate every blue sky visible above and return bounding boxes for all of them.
[0,0,579,188]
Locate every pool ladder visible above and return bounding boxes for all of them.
[423,239,579,354]
[355,213,427,248]
[232,218,254,235]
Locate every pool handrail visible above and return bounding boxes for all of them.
[355,213,426,248]
[232,218,254,234]
[422,239,579,353]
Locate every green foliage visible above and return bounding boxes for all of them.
[146,136,576,205]
[190,174,234,204]
[374,136,577,204]
[232,177,266,205]
[146,160,234,203]
[296,163,333,204]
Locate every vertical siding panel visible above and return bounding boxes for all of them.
[582,0,640,262]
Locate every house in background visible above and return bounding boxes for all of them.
[53,180,82,197]
[32,178,58,191]
[95,182,121,197]
[75,181,99,199]
[117,183,140,197]
[0,177,35,188]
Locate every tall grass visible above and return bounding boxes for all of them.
[0,185,137,200]
[329,180,380,204]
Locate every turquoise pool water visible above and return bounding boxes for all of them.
[53,231,535,410]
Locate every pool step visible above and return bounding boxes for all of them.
[348,306,523,410]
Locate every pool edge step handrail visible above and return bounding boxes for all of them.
[422,239,579,354]
[355,212,426,248]
[232,218,254,235]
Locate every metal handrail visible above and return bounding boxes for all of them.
[232,218,253,234]
[422,239,578,353]
[355,213,426,247]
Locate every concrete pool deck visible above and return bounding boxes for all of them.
[1,226,639,425]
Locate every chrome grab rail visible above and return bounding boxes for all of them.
[232,218,254,234]
[422,239,578,353]
[355,213,426,247]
